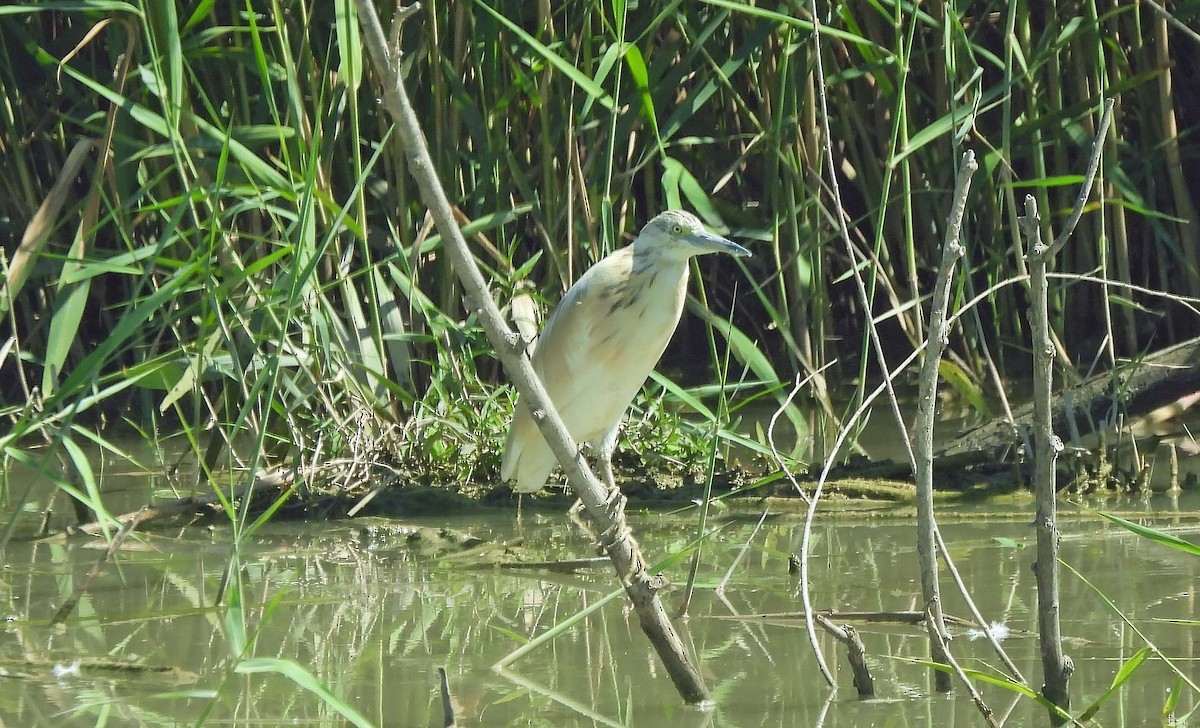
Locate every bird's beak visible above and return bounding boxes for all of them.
[688,229,752,257]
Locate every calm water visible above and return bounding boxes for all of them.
[2,476,1199,726]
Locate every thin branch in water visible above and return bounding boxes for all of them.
[716,509,769,594]
[933,525,1027,684]
[813,614,874,698]
[1020,100,1114,721]
[912,149,977,692]
[925,602,998,728]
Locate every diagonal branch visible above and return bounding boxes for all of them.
[352,0,709,705]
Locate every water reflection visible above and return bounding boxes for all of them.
[2,496,1198,726]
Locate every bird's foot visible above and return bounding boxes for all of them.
[603,485,626,516]
[595,488,631,551]
[568,487,622,522]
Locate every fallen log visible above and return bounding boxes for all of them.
[936,337,1200,466]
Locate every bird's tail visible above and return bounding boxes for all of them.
[501,404,556,493]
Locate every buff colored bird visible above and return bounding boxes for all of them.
[501,210,750,494]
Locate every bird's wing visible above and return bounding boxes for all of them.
[531,250,634,420]
[501,399,555,490]
[501,251,632,488]
[530,248,686,446]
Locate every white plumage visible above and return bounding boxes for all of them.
[501,210,750,493]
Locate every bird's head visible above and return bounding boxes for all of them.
[634,210,751,260]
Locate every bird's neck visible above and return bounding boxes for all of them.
[624,248,689,314]
[630,244,687,273]
[630,246,687,282]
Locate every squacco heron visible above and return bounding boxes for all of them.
[502,210,751,494]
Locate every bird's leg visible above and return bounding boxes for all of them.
[566,439,593,515]
[597,424,620,494]
[568,426,621,518]
[595,425,630,531]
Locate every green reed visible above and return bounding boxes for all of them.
[0,0,1196,526]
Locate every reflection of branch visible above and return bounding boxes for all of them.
[353,1,709,704]
[49,506,149,625]
[713,609,985,627]
[926,603,998,728]
[437,667,457,728]
[68,468,299,537]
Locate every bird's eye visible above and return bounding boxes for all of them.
[672,225,684,234]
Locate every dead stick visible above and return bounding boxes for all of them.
[814,614,874,698]
[913,150,977,692]
[66,469,296,538]
[1022,98,1113,721]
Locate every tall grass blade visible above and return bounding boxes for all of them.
[235,658,376,728]
[1090,509,1200,557]
[1077,646,1152,722]
[2,139,93,318]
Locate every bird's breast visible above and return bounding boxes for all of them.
[591,261,688,364]
[523,251,692,446]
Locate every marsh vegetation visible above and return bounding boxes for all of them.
[2,1,1199,724]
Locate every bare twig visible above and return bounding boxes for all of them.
[1143,0,1200,46]
[1020,98,1113,721]
[912,150,977,692]
[1046,99,1116,258]
[716,509,768,594]
[813,614,874,698]
[934,526,1027,684]
[767,366,835,504]
[868,157,1027,686]
[353,0,709,704]
[798,346,924,688]
[1022,194,1076,721]
[767,371,830,684]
